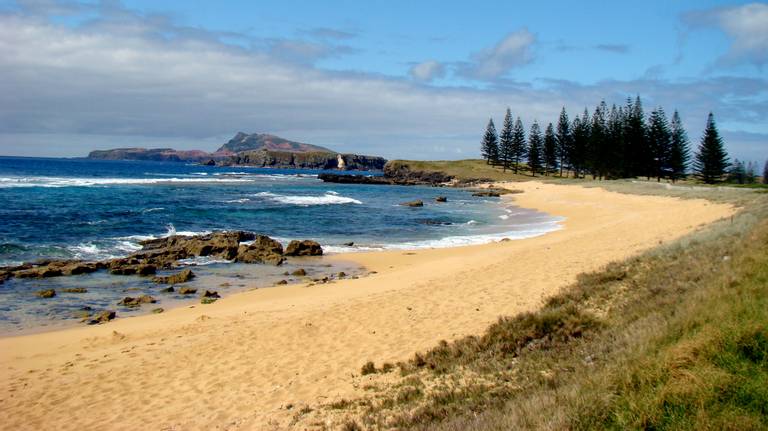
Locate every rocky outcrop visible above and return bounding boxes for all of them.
[319,161,453,186]
[36,289,56,298]
[220,150,386,171]
[87,310,116,325]
[471,188,523,197]
[235,236,284,265]
[285,240,323,256]
[152,269,195,284]
[87,148,215,162]
[118,295,157,307]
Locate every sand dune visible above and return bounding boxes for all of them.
[0,181,734,430]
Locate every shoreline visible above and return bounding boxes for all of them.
[0,181,735,430]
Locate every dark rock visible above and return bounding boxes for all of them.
[160,286,175,293]
[337,272,347,278]
[110,264,156,276]
[35,289,56,298]
[343,242,354,247]
[200,297,218,305]
[317,174,392,185]
[87,310,116,324]
[152,268,195,284]
[151,308,164,314]
[201,290,220,298]
[202,159,216,166]
[235,235,284,265]
[471,188,523,197]
[118,295,157,307]
[178,287,197,295]
[435,196,447,202]
[285,240,323,256]
[291,268,307,276]
[62,287,88,293]
[400,200,424,207]
[276,279,288,285]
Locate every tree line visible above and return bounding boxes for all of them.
[480,96,753,184]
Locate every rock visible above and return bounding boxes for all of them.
[152,268,195,284]
[343,242,354,247]
[160,286,174,293]
[88,310,116,325]
[284,240,323,257]
[178,287,197,295]
[35,289,56,298]
[110,264,156,276]
[235,235,284,265]
[151,308,164,314]
[62,287,88,293]
[202,159,216,166]
[291,268,307,276]
[471,188,523,197]
[435,196,447,202]
[17,267,63,278]
[200,297,218,305]
[400,200,424,207]
[337,271,347,278]
[201,290,220,298]
[276,279,288,285]
[118,295,157,307]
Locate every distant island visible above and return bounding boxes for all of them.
[87,132,387,170]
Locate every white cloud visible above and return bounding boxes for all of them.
[0,8,764,163]
[409,60,445,82]
[459,29,535,80]
[686,2,768,67]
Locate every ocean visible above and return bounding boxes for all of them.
[0,156,562,333]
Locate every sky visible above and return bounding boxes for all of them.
[0,0,766,164]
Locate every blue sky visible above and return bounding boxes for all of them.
[0,0,766,163]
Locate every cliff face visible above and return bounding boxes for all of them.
[220,150,387,170]
[87,148,213,162]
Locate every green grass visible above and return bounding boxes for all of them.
[316,182,768,430]
[386,159,538,182]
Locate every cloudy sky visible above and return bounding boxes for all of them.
[0,0,766,163]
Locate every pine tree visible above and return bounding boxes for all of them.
[647,107,672,182]
[528,121,543,176]
[694,113,729,184]
[626,96,649,178]
[763,160,768,185]
[570,109,590,178]
[588,101,608,179]
[745,161,757,184]
[511,117,527,174]
[481,118,499,165]
[556,108,571,177]
[543,123,558,175]
[606,104,625,179]
[727,159,746,184]
[668,110,690,182]
[498,108,514,171]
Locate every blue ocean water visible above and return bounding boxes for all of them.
[0,156,562,333]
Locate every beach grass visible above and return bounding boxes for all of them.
[328,183,768,430]
[387,159,534,182]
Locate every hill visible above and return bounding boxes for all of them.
[216,132,334,154]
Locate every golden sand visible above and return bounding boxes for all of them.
[0,181,734,430]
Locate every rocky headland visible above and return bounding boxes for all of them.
[87,132,387,170]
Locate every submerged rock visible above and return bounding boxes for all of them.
[35,289,56,298]
[152,268,195,284]
[285,240,323,256]
[291,268,307,276]
[400,200,424,207]
[201,290,220,298]
[178,287,197,295]
[62,287,88,293]
[435,196,448,202]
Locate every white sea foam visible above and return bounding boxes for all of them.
[142,207,165,213]
[225,198,251,204]
[498,214,509,220]
[254,191,362,206]
[466,220,478,225]
[0,176,258,188]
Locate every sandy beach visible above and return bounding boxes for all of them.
[0,181,735,430]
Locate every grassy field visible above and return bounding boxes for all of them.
[387,159,767,189]
[314,181,768,430]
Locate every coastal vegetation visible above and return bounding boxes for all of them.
[481,96,760,185]
[323,183,768,429]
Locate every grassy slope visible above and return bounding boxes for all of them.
[386,159,535,182]
[320,182,768,431]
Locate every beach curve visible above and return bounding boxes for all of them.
[0,181,735,430]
